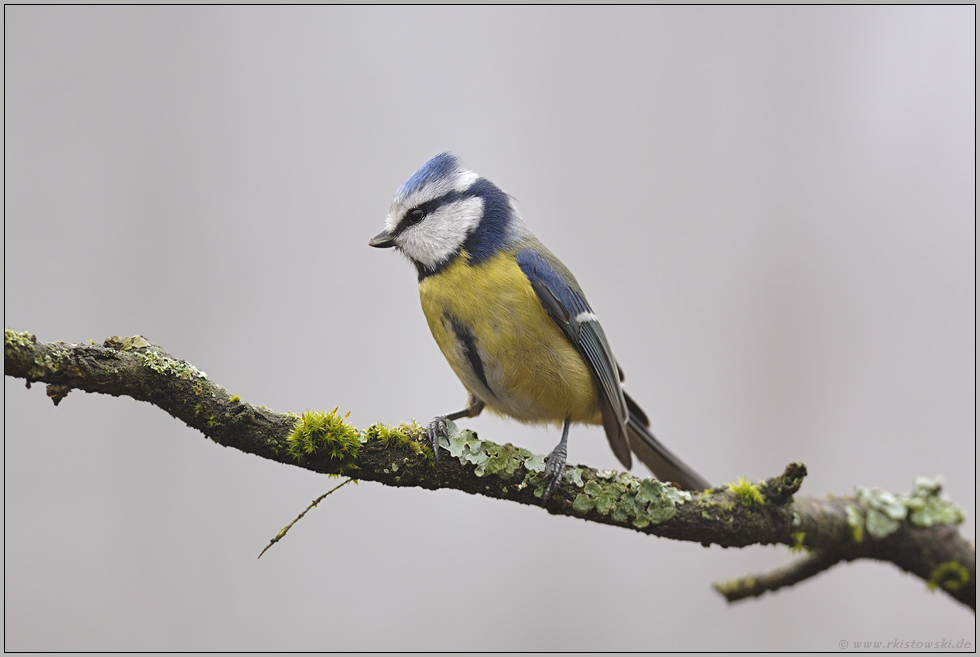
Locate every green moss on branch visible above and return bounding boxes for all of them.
[5,329,974,611]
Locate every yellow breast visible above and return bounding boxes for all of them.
[418,250,601,426]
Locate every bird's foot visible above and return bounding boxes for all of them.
[426,416,449,463]
[541,442,568,503]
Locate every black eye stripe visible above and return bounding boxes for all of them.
[394,189,470,235]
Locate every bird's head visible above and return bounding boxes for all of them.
[369,152,525,279]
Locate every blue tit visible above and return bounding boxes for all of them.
[370,152,710,501]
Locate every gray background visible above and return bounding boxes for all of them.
[4,6,975,651]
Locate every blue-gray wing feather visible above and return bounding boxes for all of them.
[516,245,711,490]
[516,248,632,469]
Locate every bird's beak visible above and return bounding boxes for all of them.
[368,229,396,249]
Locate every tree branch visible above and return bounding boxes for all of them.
[5,329,974,611]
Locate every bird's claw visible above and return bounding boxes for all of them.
[541,443,568,503]
[427,416,449,463]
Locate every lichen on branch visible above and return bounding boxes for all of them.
[4,329,974,611]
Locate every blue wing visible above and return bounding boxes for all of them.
[515,248,633,469]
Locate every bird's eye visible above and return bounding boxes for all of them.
[406,208,426,226]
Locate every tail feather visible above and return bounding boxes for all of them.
[624,392,710,491]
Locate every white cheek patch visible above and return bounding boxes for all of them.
[398,197,484,269]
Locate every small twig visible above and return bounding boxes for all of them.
[714,550,844,603]
[258,478,354,559]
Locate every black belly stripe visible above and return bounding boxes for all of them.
[446,313,495,398]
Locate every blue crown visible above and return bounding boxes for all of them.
[396,152,460,199]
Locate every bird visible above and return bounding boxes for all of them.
[369,152,710,501]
